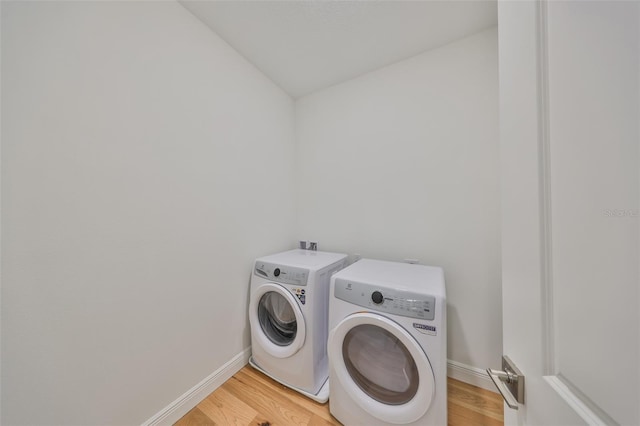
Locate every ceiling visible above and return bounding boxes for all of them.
[180,1,498,98]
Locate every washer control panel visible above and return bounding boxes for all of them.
[254,262,309,286]
[334,278,435,320]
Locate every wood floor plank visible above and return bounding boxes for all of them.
[175,365,503,426]
[238,367,337,424]
[449,377,504,404]
[174,407,215,426]
[447,378,504,421]
[448,405,504,426]
[307,413,341,426]
[197,385,258,426]
[225,373,313,425]
[250,414,273,426]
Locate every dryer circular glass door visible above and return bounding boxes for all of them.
[328,312,435,424]
[250,283,306,359]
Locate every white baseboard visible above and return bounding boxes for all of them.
[447,359,497,393]
[142,347,251,426]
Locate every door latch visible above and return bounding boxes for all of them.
[487,356,525,409]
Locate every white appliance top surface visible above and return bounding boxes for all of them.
[256,249,347,271]
[333,258,445,297]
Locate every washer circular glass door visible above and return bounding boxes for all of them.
[250,283,306,359]
[328,312,435,424]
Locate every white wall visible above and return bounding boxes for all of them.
[295,28,501,371]
[1,1,295,424]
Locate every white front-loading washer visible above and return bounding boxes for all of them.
[328,259,447,425]
[249,249,347,403]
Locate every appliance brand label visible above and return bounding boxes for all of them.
[413,323,436,336]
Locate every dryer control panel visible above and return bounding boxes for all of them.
[334,278,436,321]
[254,262,309,286]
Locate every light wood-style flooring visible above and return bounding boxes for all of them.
[175,365,503,426]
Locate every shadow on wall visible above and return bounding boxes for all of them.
[446,304,471,365]
[243,275,253,349]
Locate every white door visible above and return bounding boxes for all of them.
[498,1,639,425]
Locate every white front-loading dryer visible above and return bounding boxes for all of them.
[328,259,447,425]
[249,249,347,403]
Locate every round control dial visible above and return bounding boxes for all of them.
[274,268,281,277]
[371,291,384,304]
